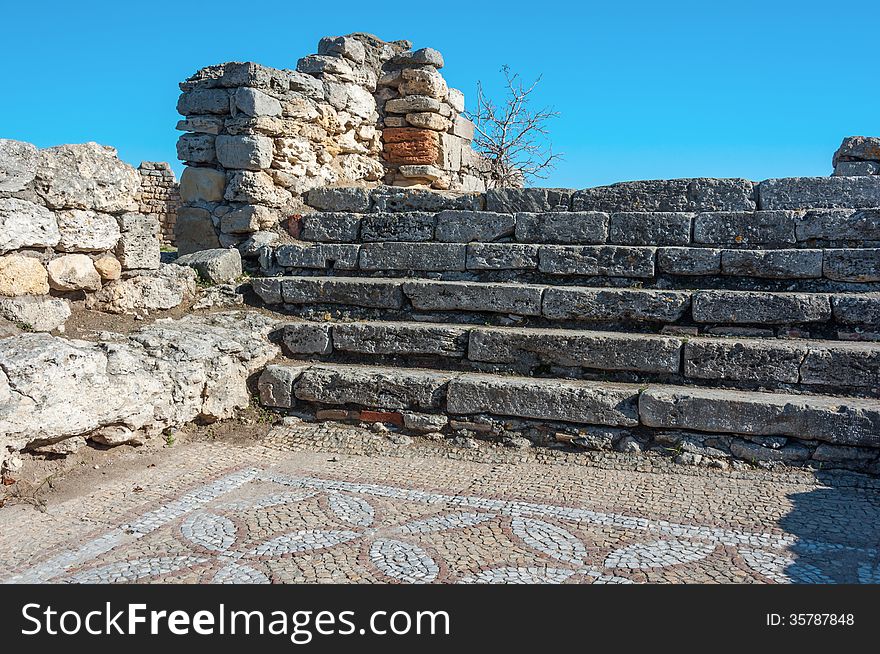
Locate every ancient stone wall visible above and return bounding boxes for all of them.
[174,33,485,257]
[833,136,880,176]
[138,161,180,245]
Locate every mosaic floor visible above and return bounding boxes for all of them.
[2,427,879,584]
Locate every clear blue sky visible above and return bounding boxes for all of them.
[3,0,877,187]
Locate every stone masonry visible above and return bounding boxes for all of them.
[174,33,485,256]
[137,162,180,245]
[833,136,880,177]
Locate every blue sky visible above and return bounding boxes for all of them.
[3,0,877,187]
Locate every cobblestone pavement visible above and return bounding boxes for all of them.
[2,421,879,584]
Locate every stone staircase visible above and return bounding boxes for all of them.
[251,179,880,472]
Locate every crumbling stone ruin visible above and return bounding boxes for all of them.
[174,33,485,256]
[1,32,880,480]
[137,162,180,246]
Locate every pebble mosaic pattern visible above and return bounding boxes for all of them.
[2,429,879,584]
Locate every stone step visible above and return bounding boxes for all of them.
[292,207,880,248]
[257,362,880,448]
[277,319,880,391]
[270,241,880,283]
[252,276,880,330]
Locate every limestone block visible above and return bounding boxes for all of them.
[542,287,691,322]
[275,243,360,269]
[233,87,282,117]
[0,198,61,253]
[608,212,692,245]
[451,115,475,140]
[371,187,484,212]
[405,112,451,131]
[358,242,466,271]
[318,36,366,63]
[468,327,682,374]
[639,386,880,447]
[116,213,160,270]
[657,247,721,275]
[215,135,274,171]
[93,254,122,281]
[0,296,70,331]
[385,96,441,114]
[834,161,880,176]
[175,248,242,284]
[332,321,468,357]
[177,89,230,115]
[435,211,514,242]
[84,266,197,314]
[832,136,880,166]
[572,179,756,213]
[225,171,292,207]
[55,209,121,252]
[538,245,656,278]
[176,133,216,164]
[447,374,640,426]
[487,189,574,213]
[447,88,465,113]
[280,276,405,309]
[360,212,435,242]
[0,138,38,192]
[306,187,372,212]
[175,206,220,256]
[683,338,807,383]
[47,254,101,291]
[281,322,333,355]
[691,291,831,324]
[757,176,880,210]
[175,116,224,135]
[721,249,823,279]
[294,363,453,410]
[800,343,880,388]
[832,294,880,326]
[382,127,441,165]
[399,68,447,98]
[387,48,444,69]
[402,280,544,315]
[693,211,797,245]
[822,249,880,282]
[296,54,354,77]
[251,277,282,304]
[258,364,309,408]
[302,212,362,242]
[179,166,226,203]
[0,255,49,296]
[466,243,539,270]
[514,211,607,244]
[397,164,444,181]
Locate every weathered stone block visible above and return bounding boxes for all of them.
[515,212,608,244]
[116,213,160,270]
[466,243,540,270]
[657,247,721,275]
[176,116,225,135]
[302,213,361,242]
[758,176,880,210]
[834,161,880,176]
[822,249,880,282]
[435,211,515,242]
[360,212,435,242]
[608,212,693,245]
[294,364,453,410]
[692,290,831,324]
[258,364,309,407]
[403,280,544,315]
[175,248,242,284]
[179,167,226,203]
[220,205,275,234]
[282,322,332,355]
[371,187,484,212]
[796,209,880,242]
[542,287,690,322]
[55,209,121,252]
[388,48,444,69]
[683,338,807,383]
[486,188,574,213]
[469,327,682,374]
[175,206,221,256]
[177,89,230,115]
[693,211,797,245]
[0,198,60,253]
[333,321,468,357]
[447,374,640,426]
[359,242,466,271]
[832,294,880,326]
[800,343,880,388]
[215,135,273,171]
[721,249,823,279]
[233,87,282,117]
[0,138,38,192]
[0,255,48,296]
[639,386,880,447]
[538,245,656,278]
[281,276,404,309]
[47,254,101,292]
[572,179,756,212]
[382,128,440,166]
[251,277,282,304]
[275,243,360,269]
[832,136,880,166]
[0,296,70,332]
[306,187,372,212]
[176,133,216,163]
[385,96,441,114]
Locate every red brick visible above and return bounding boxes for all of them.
[359,410,404,427]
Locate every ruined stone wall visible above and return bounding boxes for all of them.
[0,139,185,332]
[138,162,180,245]
[174,33,485,257]
[833,136,880,176]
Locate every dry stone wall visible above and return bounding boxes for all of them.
[138,162,180,245]
[174,33,485,257]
